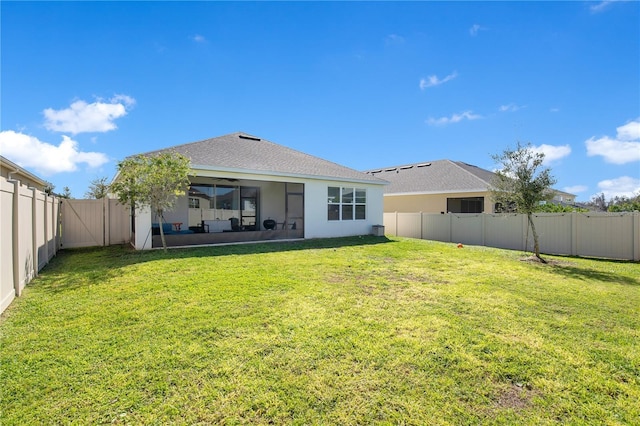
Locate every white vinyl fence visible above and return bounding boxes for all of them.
[1,177,61,314]
[61,198,130,249]
[384,211,640,261]
[1,177,132,315]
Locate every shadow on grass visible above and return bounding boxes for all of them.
[549,261,639,286]
[35,236,394,293]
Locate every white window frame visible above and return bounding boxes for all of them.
[328,186,366,221]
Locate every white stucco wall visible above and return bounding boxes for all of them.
[134,207,152,250]
[303,179,385,239]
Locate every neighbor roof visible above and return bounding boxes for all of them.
[0,155,49,190]
[363,160,495,195]
[141,132,386,185]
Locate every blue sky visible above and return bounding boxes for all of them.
[1,1,639,202]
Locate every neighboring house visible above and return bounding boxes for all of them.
[550,190,576,205]
[363,159,575,214]
[122,132,388,249]
[0,155,50,191]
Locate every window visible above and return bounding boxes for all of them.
[188,197,200,209]
[328,187,366,221]
[447,197,484,213]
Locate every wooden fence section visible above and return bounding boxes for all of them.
[61,198,130,249]
[384,211,640,261]
[1,177,61,314]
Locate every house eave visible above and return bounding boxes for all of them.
[384,188,489,197]
[190,164,388,186]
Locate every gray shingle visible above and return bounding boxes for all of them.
[363,159,495,194]
[141,132,386,184]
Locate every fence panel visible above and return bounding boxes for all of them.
[61,198,130,249]
[532,213,573,256]
[1,179,16,313]
[576,213,636,260]
[450,214,484,246]
[108,199,131,245]
[484,214,525,251]
[62,199,105,248]
[386,211,639,261]
[422,214,452,242]
[16,185,35,295]
[1,176,63,315]
[383,212,397,236]
[396,213,422,239]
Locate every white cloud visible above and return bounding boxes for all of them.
[550,107,560,113]
[590,0,626,13]
[499,103,525,112]
[595,176,640,199]
[420,71,458,90]
[616,119,640,141]
[469,24,486,36]
[426,111,482,126]
[0,130,108,175]
[192,34,207,43]
[43,95,135,135]
[585,118,640,164]
[564,185,588,194]
[531,144,572,164]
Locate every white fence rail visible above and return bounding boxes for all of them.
[384,211,640,261]
[1,177,61,314]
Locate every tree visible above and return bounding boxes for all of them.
[84,177,110,199]
[59,186,73,199]
[608,193,640,212]
[491,142,557,263]
[110,152,191,251]
[586,192,640,212]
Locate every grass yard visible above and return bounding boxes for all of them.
[1,236,638,424]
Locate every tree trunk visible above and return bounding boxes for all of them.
[527,213,546,263]
[158,210,167,252]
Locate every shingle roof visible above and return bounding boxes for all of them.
[363,160,495,194]
[141,132,386,185]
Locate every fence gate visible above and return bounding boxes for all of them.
[61,199,130,248]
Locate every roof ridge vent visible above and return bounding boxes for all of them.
[400,165,413,170]
[238,134,261,141]
[385,167,397,172]
[416,162,432,167]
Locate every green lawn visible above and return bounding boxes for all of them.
[1,236,638,424]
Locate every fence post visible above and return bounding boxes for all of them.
[634,212,640,262]
[32,188,38,277]
[12,181,21,297]
[395,211,398,236]
[571,212,578,256]
[481,213,486,247]
[44,193,49,267]
[104,197,110,246]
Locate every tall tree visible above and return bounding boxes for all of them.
[110,152,191,251]
[84,176,110,199]
[491,142,557,263]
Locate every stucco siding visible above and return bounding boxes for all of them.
[304,180,384,239]
[384,191,492,213]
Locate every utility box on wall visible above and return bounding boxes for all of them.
[371,225,385,237]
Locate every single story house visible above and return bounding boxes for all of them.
[0,155,50,191]
[363,159,576,214]
[124,132,388,249]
